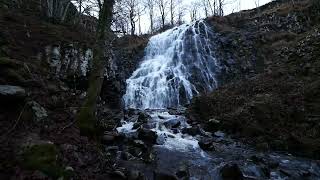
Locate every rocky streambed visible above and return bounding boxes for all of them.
[102,108,320,180]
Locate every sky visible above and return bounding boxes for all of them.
[138,0,273,34]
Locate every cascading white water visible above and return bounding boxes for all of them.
[123,20,220,109]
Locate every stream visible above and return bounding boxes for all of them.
[115,20,320,179]
[117,109,320,179]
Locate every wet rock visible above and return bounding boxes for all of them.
[132,122,142,129]
[198,138,215,151]
[163,118,181,129]
[138,112,151,123]
[176,165,189,178]
[214,131,225,137]
[102,131,120,144]
[168,107,187,115]
[138,128,157,144]
[172,128,179,134]
[153,171,178,180]
[207,118,221,131]
[0,85,26,100]
[133,140,145,147]
[26,101,48,122]
[127,108,139,116]
[181,127,201,136]
[220,164,244,180]
[156,134,166,145]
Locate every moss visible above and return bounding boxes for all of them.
[21,144,69,179]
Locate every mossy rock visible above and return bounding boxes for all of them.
[21,144,71,179]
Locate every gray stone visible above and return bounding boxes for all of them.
[0,85,26,99]
[163,118,181,129]
[27,101,48,122]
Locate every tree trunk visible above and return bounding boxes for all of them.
[76,0,115,136]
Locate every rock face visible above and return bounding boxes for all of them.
[44,44,93,78]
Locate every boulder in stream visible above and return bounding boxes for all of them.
[138,128,157,144]
[220,163,244,180]
[163,118,181,129]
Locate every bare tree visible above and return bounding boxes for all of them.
[254,0,260,8]
[42,0,72,22]
[144,0,155,33]
[76,0,115,136]
[188,1,201,21]
[157,0,169,28]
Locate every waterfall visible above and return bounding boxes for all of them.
[124,20,220,109]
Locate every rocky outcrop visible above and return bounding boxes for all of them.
[42,43,93,79]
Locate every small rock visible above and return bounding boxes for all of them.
[27,101,48,122]
[0,85,26,100]
[132,122,142,129]
[208,118,221,131]
[133,140,145,146]
[157,134,166,145]
[181,127,201,136]
[102,132,119,144]
[220,164,244,180]
[138,112,151,123]
[65,166,74,172]
[198,138,215,151]
[214,131,225,137]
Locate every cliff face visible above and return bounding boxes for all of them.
[188,0,320,159]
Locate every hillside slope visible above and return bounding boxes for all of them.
[188,0,320,159]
